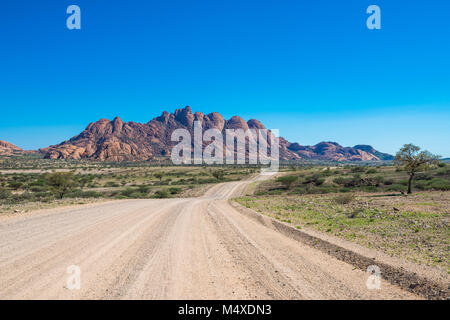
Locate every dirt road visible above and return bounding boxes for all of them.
[0,174,419,299]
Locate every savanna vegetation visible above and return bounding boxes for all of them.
[0,157,255,215]
[236,145,450,272]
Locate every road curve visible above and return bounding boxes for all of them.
[0,174,419,299]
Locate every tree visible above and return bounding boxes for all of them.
[277,175,298,190]
[212,169,225,181]
[394,144,439,194]
[45,172,75,199]
[154,172,163,182]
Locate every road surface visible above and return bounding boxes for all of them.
[0,174,418,299]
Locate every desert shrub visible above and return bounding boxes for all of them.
[153,189,170,199]
[413,180,427,190]
[0,187,11,199]
[168,187,182,195]
[428,178,450,191]
[383,179,394,185]
[302,174,324,186]
[366,168,378,174]
[277,175,298,189]
[350,166,366,173]
[320,169,333,177]
[361,186,379,192]
[333,176,369,187]
[104,181,119,187]
[30,186,47,193]
[415,173,434,180]
[436,167,450,176]
[8,181,23,190]
[129,192,145,199]
[386,184,405,192]
[315,178,326,186]
[373,176,384,185]
[138,185,151,194]
[333,193,356,205]
[212,169,225,181]
[29,179,46,187]
[121,188,136,197]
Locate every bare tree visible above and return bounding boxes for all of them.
[394,144,439,194]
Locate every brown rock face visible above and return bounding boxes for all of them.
[0,140,23,156]
[40,106,388,162]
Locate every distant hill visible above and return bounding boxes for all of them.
[40,106,393,162]
[353,145,394,161]
[0,140,23,156]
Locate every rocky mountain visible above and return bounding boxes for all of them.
[353,145,394,161]
[40,106,391,162]
[0,140,23,156]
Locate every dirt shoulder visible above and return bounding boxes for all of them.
[231,199,449,300]
[235,192,450,272]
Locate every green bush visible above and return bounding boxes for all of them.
[168,187,182,195]
[413,180,427,190]
[386,184,405,192]
[0,187,11,199]
[350,166,366,173]
[153,189,170,199]
[277,175,298,189]
[415,173,433,180]
[30,185,47,193]
[302,174,324,186]
[436,167,450,176]
[428,178,450,191]
[104,181,119,187]
[8,181,23,190]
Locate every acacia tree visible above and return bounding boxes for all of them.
[277,175,298,190]
[394,144,439,194]
[45,172,75,199]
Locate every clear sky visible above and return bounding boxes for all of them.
[1,0,449,157]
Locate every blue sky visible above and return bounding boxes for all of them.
[1,0,449,157]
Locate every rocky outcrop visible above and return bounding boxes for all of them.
[353,145,394,161]
[40,106,390,162]
[0,140,23,156]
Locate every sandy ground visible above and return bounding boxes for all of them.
[0,173,419,299]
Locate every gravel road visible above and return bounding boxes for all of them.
[0,174,419,299]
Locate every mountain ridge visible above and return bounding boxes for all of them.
[39,106,392,162]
